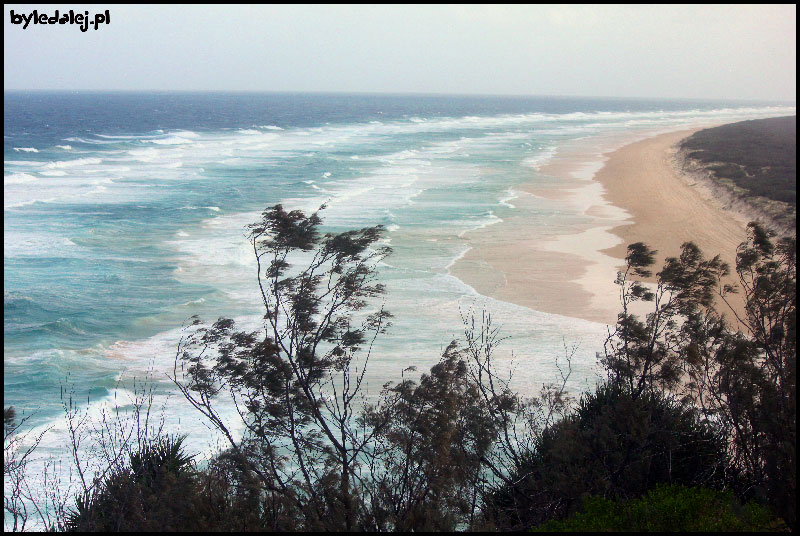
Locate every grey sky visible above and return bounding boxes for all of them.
[3,4,796,100]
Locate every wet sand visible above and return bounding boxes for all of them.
[451,127,749,326]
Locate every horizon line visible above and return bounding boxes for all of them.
[2,88,796,104]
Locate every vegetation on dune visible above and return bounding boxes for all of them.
[4,205,795,532]
[680,116,796,206]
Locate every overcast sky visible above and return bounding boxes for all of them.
[3,4,796,101]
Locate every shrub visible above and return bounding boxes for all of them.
[486,383,726,529]
[65,436,201,532]
[533,484,787,531]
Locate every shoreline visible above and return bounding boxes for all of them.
[596,128,750,324]
[451,125,751,327]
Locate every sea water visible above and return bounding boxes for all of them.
[4,92,795,507]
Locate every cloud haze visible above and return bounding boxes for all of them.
[3,4,796,100]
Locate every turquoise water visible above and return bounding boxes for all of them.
[4,93,795,487]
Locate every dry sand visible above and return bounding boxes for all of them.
[451,128,750,327]
[597,129,749,323]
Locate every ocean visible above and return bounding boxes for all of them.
[4,92,794,494]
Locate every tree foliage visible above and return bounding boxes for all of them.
[64,436,198,532]
[601,223,796,529]
[4,206,795,531]
[483,383,726,529]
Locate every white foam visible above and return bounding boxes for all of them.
[4,160,46,167]
[4,229,82,256]
[4,173,38,185]
[499,187,519,209]
[96,133,162,140]
[445,244,472,271]
[522,145,559,171]
[6,103,796,516]
[147,135,195,145]
[45,157,102,169]
[128,148,159,161]
[457,211,503,238]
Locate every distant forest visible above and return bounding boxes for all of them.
[680,116,796,205]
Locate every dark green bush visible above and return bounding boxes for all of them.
[533,484,787,531]
[65,436,203,532]
[486,383,726,530]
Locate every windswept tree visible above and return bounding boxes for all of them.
[360,342,496,531]
[169,205,574,531]
[682,223,796,528]
[172,204,393,530]
[602,241,729,399]
[601,223,796,528]
[170,204,795,530]
[7,198,792,532]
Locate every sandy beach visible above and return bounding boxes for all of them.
[451,127,750,326]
